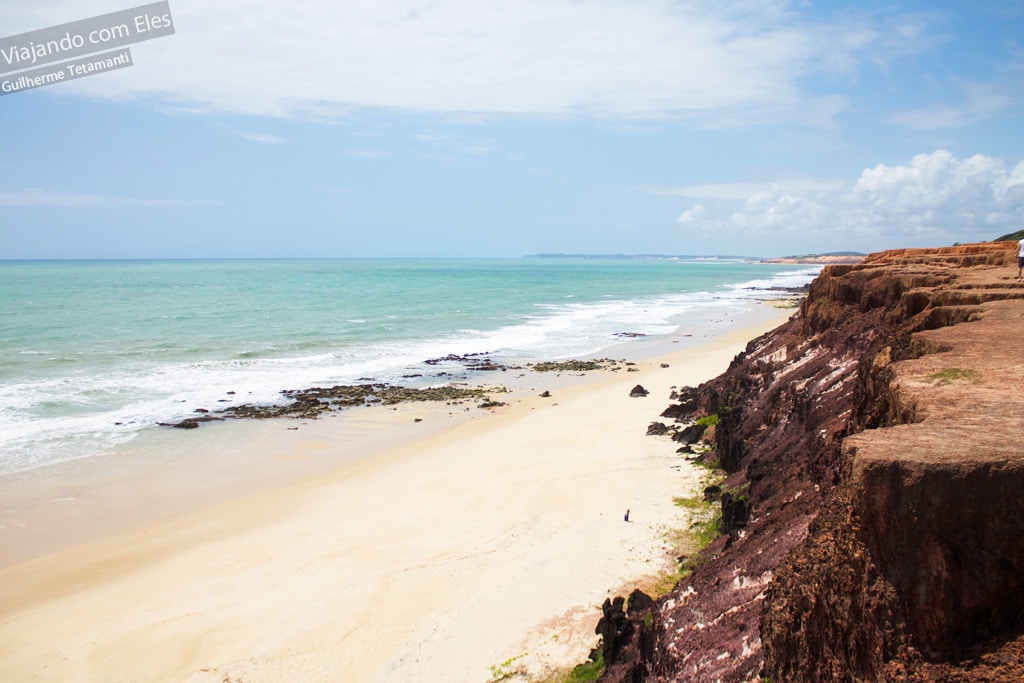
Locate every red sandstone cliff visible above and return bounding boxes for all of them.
[601,242,1024,682]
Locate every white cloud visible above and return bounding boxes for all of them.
[675,150,1024,248]
[237,132,285,144]
[0,188,215,207]
[676,203,705,225]
[4,0,897,124]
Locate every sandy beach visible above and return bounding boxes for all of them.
[0,310,790,683]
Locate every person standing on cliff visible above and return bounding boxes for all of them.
[1018,236,1024,281]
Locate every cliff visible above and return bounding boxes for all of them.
[600,242,1024,682]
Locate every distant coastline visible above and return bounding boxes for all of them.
[523,253,754,260]
[524,251,867,265]
[760,252,866,265]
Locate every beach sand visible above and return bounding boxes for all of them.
[0,310,790,682]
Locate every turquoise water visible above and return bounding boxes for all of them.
[0,258,817,473]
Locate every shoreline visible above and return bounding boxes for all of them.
[0,305,794,682]
[0,298,790,569]
[1,260,817,482]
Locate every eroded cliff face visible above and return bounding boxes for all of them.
[603,243,1024,682]
[763,247,1024,682]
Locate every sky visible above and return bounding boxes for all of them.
[1,0,1022,259]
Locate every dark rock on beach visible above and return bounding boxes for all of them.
[423,352,514,371]
[478,399,506,409]
[629,384,649,397]
[158,383,507,429]
[596,597,634,667]
[661,386,700,420]
[531,358,620,373]
[595,590,656,683]
[159,415,224,429]
[157,352,627,431]
[645,421,670,436]
[670,422,705,445]
[643,421,667,438]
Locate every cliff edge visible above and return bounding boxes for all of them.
[602,242,1024,682]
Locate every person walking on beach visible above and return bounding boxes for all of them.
[624,509,630,522]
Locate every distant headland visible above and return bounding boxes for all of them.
[523,251,867,265]
[523,253,750,260]
[760,251,866,265]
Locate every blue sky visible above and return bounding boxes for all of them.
[1,0,1022,258]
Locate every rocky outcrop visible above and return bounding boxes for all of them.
[158,384,503,428]
[157,356,629,430]
[603,242,1024,681]
[596,590,657,683]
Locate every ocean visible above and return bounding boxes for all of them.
[0,258,817,475]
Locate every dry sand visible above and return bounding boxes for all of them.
[0,313,789,683]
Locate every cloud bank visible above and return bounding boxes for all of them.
[6,0,894,124]
[674,150,1024,248]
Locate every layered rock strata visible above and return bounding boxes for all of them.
[603,242,1024,681]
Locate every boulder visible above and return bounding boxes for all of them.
[646,421,670,436]
[595,597,634,665]
[671,422,706,444]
